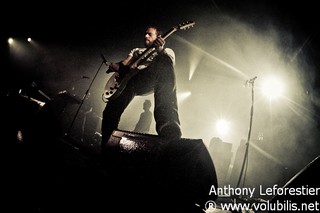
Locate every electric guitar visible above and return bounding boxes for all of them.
[102,21,195,103]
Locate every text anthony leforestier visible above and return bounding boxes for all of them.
[209,184,319,198]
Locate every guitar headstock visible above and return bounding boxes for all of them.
[162,21,196,39]
[178,21,195,30]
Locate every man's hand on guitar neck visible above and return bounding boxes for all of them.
[153,36,165,53]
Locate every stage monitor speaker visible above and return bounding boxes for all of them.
[101,129,218,212]
[270,155,320,213]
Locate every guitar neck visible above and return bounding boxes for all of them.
[161,27,177,39]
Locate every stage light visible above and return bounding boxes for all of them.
[8,37,13,44]
[178,91,191,102]
[17,130,23,143]
[215,119,230,136]
[261,76,284,101]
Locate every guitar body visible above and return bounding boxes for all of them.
[102,21,195,103]
[103,69,140,102]
[103,72,119,102]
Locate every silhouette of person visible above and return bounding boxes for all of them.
[134,99,153,133]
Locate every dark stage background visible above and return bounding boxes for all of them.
[1,0,320,212]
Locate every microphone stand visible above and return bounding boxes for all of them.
[65,57,106,139]
[236,76,257,189]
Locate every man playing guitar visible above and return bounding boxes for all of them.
[101,25,182,154]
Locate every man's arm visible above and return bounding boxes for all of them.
[107,55,133,73]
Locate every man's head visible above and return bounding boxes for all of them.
[144,26,162,47]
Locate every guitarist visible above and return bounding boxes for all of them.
[101,25,182,154]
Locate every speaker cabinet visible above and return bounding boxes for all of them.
[101,129,218,212]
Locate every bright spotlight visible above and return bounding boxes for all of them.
[261,76,284,101]
[178,91,191,102]
[8,37,13,44]
[215,119,230,135]
[27,37,32,42]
